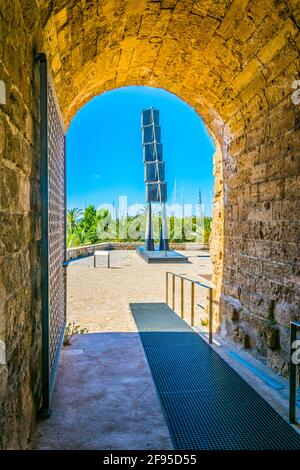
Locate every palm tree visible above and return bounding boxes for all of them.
[67,207,82,230]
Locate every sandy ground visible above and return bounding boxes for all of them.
[66,249,213,332]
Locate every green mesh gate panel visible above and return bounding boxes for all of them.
[40,55,66,414]
[131,303,300,450]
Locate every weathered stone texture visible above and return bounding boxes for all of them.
[0,0,299,449]
[0,0,42,449]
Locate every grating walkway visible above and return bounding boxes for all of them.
[130,303,300,450]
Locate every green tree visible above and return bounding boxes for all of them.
[81,205,97,232]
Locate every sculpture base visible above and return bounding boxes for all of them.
[136,246,189,264]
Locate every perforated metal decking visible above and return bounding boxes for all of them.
[130,303,300,450]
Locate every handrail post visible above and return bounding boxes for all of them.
[172,274,175,310]
[191,282,195,326]
[209,288,213,344]
[181,278,184,319]
[289,321,300,423]
[166,272,168,304]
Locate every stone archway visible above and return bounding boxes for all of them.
[0,0,299,449]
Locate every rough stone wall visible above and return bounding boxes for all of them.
[39,0,299,375]
[0,0,43,449]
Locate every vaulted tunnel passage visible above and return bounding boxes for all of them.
[0,0,299,449]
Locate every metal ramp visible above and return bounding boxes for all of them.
[130,303,300,450]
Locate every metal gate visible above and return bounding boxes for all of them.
[39,54,66,416]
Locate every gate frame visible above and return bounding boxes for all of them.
[38,53,67,418]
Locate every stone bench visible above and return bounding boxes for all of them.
[94,250,111,268]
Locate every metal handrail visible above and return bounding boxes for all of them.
[289,321,300,423]
[166,271,213,344]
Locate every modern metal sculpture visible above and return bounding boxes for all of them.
[142,107,169,252]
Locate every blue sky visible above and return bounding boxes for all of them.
[66,86,215,216]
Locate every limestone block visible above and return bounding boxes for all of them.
[55,7,68,31]
[94,250,111,268]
